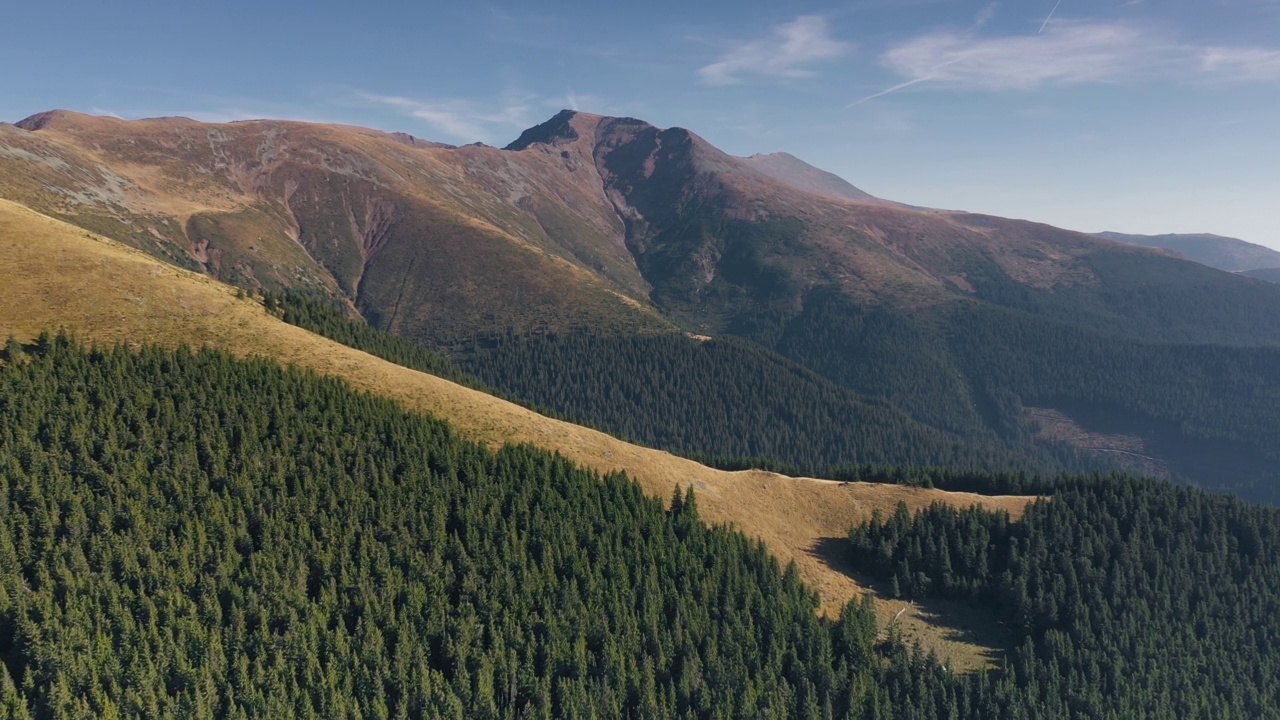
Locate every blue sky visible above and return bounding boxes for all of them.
[4,0,1278,248]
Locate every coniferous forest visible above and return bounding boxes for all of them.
[265,291,1064,474]
[455,331,1074,476]
[0,335,885,719]
[456,306,1280,503]
[265,289,1280,504]
[3,336,1280,718]
[849,478,1280,717]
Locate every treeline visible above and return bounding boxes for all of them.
[261,291,613,432]
[970,249,1280,347]
[261,290,489,391]
[849,475,1280,717]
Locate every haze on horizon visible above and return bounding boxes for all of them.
[3,0,1277,249]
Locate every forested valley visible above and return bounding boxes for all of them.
[455,294,1280,503]
[267,283,1280,505]
[265,291,1079,477]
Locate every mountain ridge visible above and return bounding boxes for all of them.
[739,150,876,202]
[8,109,1280,500]
[9,107,1258,344]
[1097,230,1280,273]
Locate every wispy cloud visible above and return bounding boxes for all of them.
[552,90,607,113]
[849,19,1280,106]
[974,3,999,31]
[1200,47,1280,81]
[881,20,1172,91]
[699,16,852,86]
[357,92,532,145]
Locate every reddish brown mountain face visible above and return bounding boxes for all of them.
[2,110,680,342]
[1,108,1273,346]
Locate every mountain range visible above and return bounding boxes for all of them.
[9,108,1265,343]
[5,108,1280,502]
[1097,230,1280,278]
[6,107,1280,717]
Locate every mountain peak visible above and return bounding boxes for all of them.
[15,109,97,132]
[739,151,873,203]
[505,110,658,152]
[506,110,586,151]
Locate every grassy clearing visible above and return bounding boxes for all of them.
[0,198,1035,670]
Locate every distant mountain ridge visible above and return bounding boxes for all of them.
[1097,231,1280,275]
[1244,267,1280,283]
[738,151,875,202]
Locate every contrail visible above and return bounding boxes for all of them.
[1039,0,1063,34]
[845,76,934,109]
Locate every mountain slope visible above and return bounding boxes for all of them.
[16,109,1280,348]
[738,151,876,202]
[11,337,1280,720]
[9,110,1280,501]
[1098,230,1280,273]
[515,112,1280,346]
[0,197,1034,667]
[1,110,673,345]
[457,330,1081,475]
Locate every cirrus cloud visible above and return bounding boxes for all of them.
[357,92,533,145]
[881,20,1176,91]
[699,16,852,86]
[850,19,1280,106]
[1200,47,1280,81]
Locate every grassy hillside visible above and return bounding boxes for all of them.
[18,110,1280,354]
[0,197,1034,669]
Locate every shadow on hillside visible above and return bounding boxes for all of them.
[809,536,1014,671]
[1036,400,1274,499]
[0,339,41,365]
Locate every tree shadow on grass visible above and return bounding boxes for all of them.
[809,535,1015,671]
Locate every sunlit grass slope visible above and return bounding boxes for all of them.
[0,198,1036,669]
